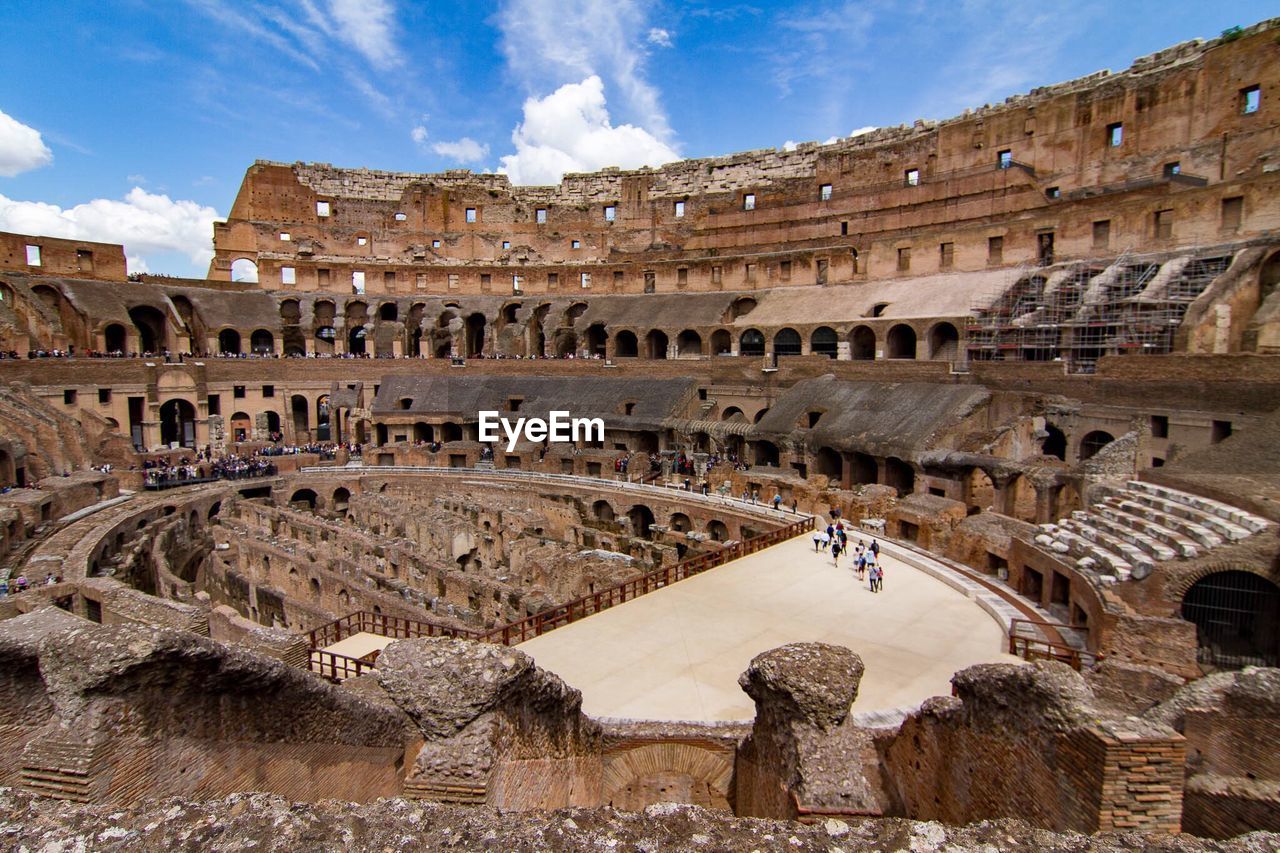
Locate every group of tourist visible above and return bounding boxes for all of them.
[142,453,275,488]
[0,572,64,597]
[814,520,885,593]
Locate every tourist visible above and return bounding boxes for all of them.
[772,493,782,511]
[831,539,842,565]
[812,528,823,551]
[870,538,880,559]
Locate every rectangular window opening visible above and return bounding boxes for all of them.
[939,242,954,269]
[1211,420,1232,444]
[604,205,616,222]
[547,272,559,288]
[1221,196,1243,231]
[25,244,41,266]
[98,388,111,404]
[1163,162,1181,178]
[279,232,291,241]
[674,200,685,218]
[465,208,477,223]
[1106,122,1123,147]
[352,271,366,294]
[316,201,331,217]
[536,208,547,224]
[988,235,1004,265]
[1241,84,1260,115]
[897,247,911,272]
[580,272,591,288]
[819,183,833,200]
[1150,415,1169,439]
[677,267,689,286]
[904,168,920,186]
[1092,220,1111,250]
[281,266,296,285]
[779,260,791,280]
[63,389,76,405]
[743,193,756,211]
[571,239,581,249]
[76,249,94,272]
[997,150,1012,169]
[1154,209,1173,240]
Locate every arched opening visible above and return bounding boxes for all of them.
[928,322,960,360]
[159,398,197,448]
[289,489,317,510]
[814,447,842,480]
[1182,571,1280,669]
[1004,473,1037,522]
[964,468,995,514]
[291,395,310,439]
[886,324,917,359]
[849,325,876,360]
[332,487,351,512]
[218,328,242,355]
[773,327,802,357]
[627,505,656,539]
[229,412,251,443]
[721,406,745,422]
[592,500,615,523]
[230,258,259,283]
[280,299,301,324]
[707,519,729,542]
[1079,430,1115,461]
[645,329,669,360]
[851,452,877,485]
[752,408,770,424]
[807,328,834,359]
[379,302,398,322]
[128,306,167,354]
[586,323,607,357]
[316,396,331,441]
[739,329,765,357]
[348,326,367,355]
[264,411,281,436]
[675,329,702,358]
[465,313,486,357]
[314,326,336,355]
[414,422,433,442]
[1042,423,1067,460]
[669,512,691,533]
[710,329,732,355]
[250,328,274,355]
[104,323,127,354]
[441,422,463,442]
[553,329,578,357]
[750,440,779,467]
[884,457,915,496]
[614,330,638,357]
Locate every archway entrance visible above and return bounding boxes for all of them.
[1182,571,1280,669]
[159,399,197,448]
[104,323,127,354]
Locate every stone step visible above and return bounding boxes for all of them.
[1041,524,1133,581]
[1119,490,1252,542]
[1095,501,1199,558]
[1126,481,1269,533]
[1059,519,1149,578]
[1105,497,1221,549]
[1081,509,1179,562]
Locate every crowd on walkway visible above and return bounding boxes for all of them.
[0,571,64,597]
[814,516,885,593]
[139,440,358,488]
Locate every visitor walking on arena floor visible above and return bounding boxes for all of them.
[869,562,883,593]
[831,539,842,565]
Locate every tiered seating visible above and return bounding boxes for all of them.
[1035,481,1270,584]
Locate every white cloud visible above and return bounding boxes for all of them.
[326,0,402,70]
[647,27,672,48]
[0,109,53,177]
[432,138,489,164]
[499,76,680,185]
[849,126,876,137]
[0,187,220,274]
[497,0,674,144]
[411,125,429,145]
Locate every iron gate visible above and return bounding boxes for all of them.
[1181,570,1280,670]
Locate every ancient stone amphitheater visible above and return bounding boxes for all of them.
[1,19,1280,850]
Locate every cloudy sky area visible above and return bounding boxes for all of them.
[0,0,1272,276]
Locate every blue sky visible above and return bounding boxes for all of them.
[0,0,1273,276]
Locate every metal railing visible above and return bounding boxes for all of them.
[1007,618,1094,671]
[309,648,377,682]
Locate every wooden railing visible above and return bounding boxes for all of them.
[306,515,814,678]
[479,516,813,646]
[1007,618,1094,671]
[308,610,482,649]
[309,648,377,682]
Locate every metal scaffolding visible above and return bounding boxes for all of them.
[966,251,1233,373]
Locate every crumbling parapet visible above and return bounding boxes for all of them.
[884,661,1185,834]
[734,642,892,821]
[376,637,603,810]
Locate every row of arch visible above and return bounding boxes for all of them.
[579,322,959,360]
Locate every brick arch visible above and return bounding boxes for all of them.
[1167,559,1280,603]
[602,742,734,811]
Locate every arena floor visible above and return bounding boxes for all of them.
[519,531,1021,721]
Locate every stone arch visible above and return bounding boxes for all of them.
[250,328,274,355]
[964,467,995,513]
[465,312,486,357]
[1079,430,1115,461]
[628,504,655,539]
[348,326,367,355]
[927,321,959,360]
[750,440,779,467]
[228,411,251,442]
[1259,250,1280,304]
[1004,473,1037,522]
[379,302,398,322]
[103,323,127,354]
[725,296,757,322]
[645,329,668,360]
[592,500,616,523]
[675,329,702,358]
[849,325,876,360]
[814,446,842,480]
[585,323,608,357]
[218,328,242,355]
[709,329,732,355]
[413,422,433,442]
[851,452,877,485]
[721,406,745,422]
[1181,569,1280,668]
[291,395,310,439]
[290,489,317,509]
[810,326,838,358]
[1042,423,1067,460]
[706,519,729,542]
[614,330,638,357]
[128,305,168,354]
[159,398,197,448]
[602,742,733,811]
[773,327,801,357]
[230,258,258,283]
[669,512,691,532]
[886,324,917,359]
[332,487,351,512]
[739,328,765,356]
[884,456,915,495]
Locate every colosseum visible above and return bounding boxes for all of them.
[1,15,1279,849]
